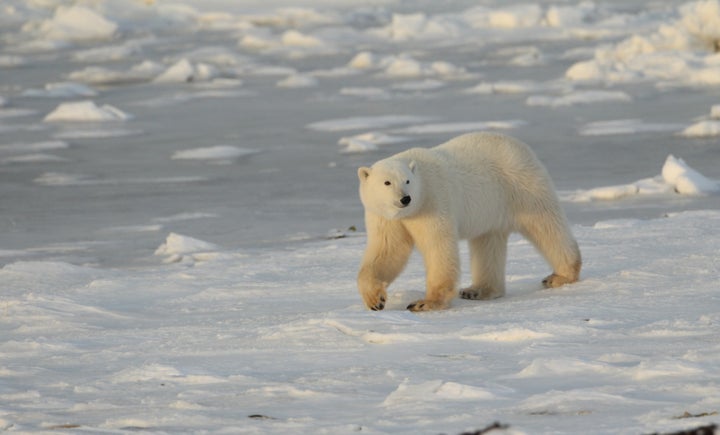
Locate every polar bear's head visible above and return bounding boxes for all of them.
[358,159,421,220]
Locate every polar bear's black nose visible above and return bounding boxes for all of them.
[400,195,411,206]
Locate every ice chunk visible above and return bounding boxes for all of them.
[33,6,118,42]
[154,233,219,263]
[662,154,719,194]
[276,74,318,88]
[44,101,132,122]
[680,120,720,137]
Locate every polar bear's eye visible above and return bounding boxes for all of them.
[384,181,391,186]
[405,180,410,184]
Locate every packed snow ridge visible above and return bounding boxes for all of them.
[567,154,719,201]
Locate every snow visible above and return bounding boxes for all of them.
[338,132,411,154]
[566,155,719,201]
[3,211,720,433]
[22,82,98,99]
[2,0,720,433]
[44,101,132,122]
[307,115,436,132]
[525,90,632,107]
[680,120,720,137]
[172,145,260,162]
[579,119,687,136]
[31,6,118,43]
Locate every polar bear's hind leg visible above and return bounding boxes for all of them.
[460,231,508,300]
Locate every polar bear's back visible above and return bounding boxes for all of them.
[435,132,544,174]
[436,132,560,232]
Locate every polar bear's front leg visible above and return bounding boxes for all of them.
[406,219,460,312]
[357,214,414,310]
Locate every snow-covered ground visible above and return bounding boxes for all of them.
[1,0,720,433]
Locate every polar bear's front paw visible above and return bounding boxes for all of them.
[406,299,447,312]
[362,290,387,311]
[459,287,504,300]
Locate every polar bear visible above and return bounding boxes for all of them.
[357,132,581,312]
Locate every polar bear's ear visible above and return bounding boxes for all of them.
[409,160,417,174]
[358,167,371,182]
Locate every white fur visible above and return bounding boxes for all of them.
[357,132,581,312]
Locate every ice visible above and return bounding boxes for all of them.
[172,145,260,162]
[155,59,207,84]
[680,120,720,137]
[662,154,720,195]
[0,140,69,153]
[307,115,436,132]
[68,61,164,85]
[579,119,686,136]
[22,82,98,98]
[154,232,219,263]
[395,120,526,134]
[338,132,411,154]
[566,0,720,86]
[526,90,632,107]
[44,101,132,122]
[276,74,319,88]
[30,6,118,43]
[1,153,68,164]
[566,154,719,201]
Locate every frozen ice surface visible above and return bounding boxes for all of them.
[1,0,720,433]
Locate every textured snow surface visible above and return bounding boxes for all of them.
[2,211,720,433]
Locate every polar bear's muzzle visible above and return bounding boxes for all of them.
[399,195,412,207]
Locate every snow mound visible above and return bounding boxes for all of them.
[154,233,219,264]
[276,74,318,88]
[566,154,719,201]
[680,120,720,137]
[338,132,411,154]
[44,101,132,122]
[662,154,719,194]
[31,6,118,42]
[383,380,496,407]
[69,61,164,85]
[172,146,259,162]
[154,59,219,84]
